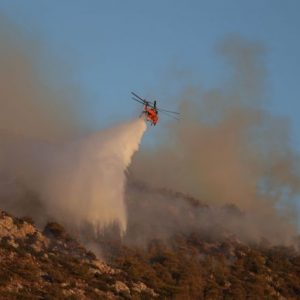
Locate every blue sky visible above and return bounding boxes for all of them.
[0,0,299,148]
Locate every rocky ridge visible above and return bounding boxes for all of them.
[0,210,157,299]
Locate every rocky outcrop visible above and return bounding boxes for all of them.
[0,211,36,239]
[0,210,158,299]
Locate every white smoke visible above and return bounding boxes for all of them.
[0,118,147,234]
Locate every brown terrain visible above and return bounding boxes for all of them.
[0,200,300,299]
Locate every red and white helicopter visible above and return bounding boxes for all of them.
[131,92,180,126]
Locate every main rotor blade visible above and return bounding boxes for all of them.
[131,92,154,105]
[132,97,145,105]
[157,108,180,115]
[132,97,155,108]
[159,110,180,121]
[131,92,145,102]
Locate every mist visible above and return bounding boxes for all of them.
[127,36,300,246]
[0,117,146,235]
[39,118,146,233]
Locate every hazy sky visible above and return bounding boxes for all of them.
[0,1,299,148]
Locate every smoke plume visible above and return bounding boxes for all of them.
[0,16,298,247]
[127,36,300,246]
[0,17,87,141]
[0,17,147,234]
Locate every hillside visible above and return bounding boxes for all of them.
[0,211,157,299]
[1,206,300,300]
[102,232,300,299]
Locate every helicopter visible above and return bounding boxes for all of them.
[131,92,180,126]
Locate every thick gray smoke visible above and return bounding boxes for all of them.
[0,17,147,234]
[127,36,300,246]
